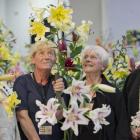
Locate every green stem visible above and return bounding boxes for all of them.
[63,130,70,140]
[56,92,67,109]
[64,131,67,140]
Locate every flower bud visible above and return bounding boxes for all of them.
[92,84,115,93]
[58,40,67,52]
[72,32,79,43]
[65,57,75,70]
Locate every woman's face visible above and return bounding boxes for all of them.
[32,48,56,71]
[82,49,103,74]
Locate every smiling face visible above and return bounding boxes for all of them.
[31,47,56,71]
[82,49,103,74]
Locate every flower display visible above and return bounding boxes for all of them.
[31,1,112,139]
[103,40,130,91]
[35,78,112,139]
[0,21,22,118]
[0,20,22,75]
[0,81,21,117]
[29,1,93,85]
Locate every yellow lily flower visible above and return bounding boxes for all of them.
[29,21,50,41]
[3,92,21,117]
[113,69,129,79]
[48,4,73,29]
[0,46,11,60]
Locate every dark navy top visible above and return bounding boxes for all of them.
[14,73,68,140]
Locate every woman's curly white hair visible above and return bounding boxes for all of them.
[81,45,110,69]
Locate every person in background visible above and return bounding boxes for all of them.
[13,41,67,140]
[123,68,140,140]
[72,45,130,140]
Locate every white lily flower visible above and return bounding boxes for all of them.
[131,111,140,128]
[35,98,60,127]
[131,117,140,128]
[63,78,91,104]
[61,103,89,136]
[92,84,116,93]
[76,20,93,44]
[88,104,111,133]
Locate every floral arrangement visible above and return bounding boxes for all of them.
[35,78,114,139]
[0,81,21,117]
[28,1,93,84]
[0,20,22,118]
[0,20,22,76]
[124,30,140,58]
[103,39,130,91]
[28,1,117,140]
[125,30,140,45]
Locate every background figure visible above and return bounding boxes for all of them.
[14,41,68,140]
[72,45,129,140]
[123,68,140,140]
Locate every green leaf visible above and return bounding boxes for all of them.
[70,46,82,58]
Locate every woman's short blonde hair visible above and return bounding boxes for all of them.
[29,40,57,60]
[81,45,110,68]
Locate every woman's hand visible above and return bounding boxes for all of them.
[131,127,140,140]
[132,128,138,139]
[52,78,65,93]
[136,128,140,139]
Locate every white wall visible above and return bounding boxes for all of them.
[5,0,31,55]
[1,0,140,55]
[106,0,140,41]
[0,0,6,22]
[70,0,102,44]
[71,0,140,44]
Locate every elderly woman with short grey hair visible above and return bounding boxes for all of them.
[72,45,130,140]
